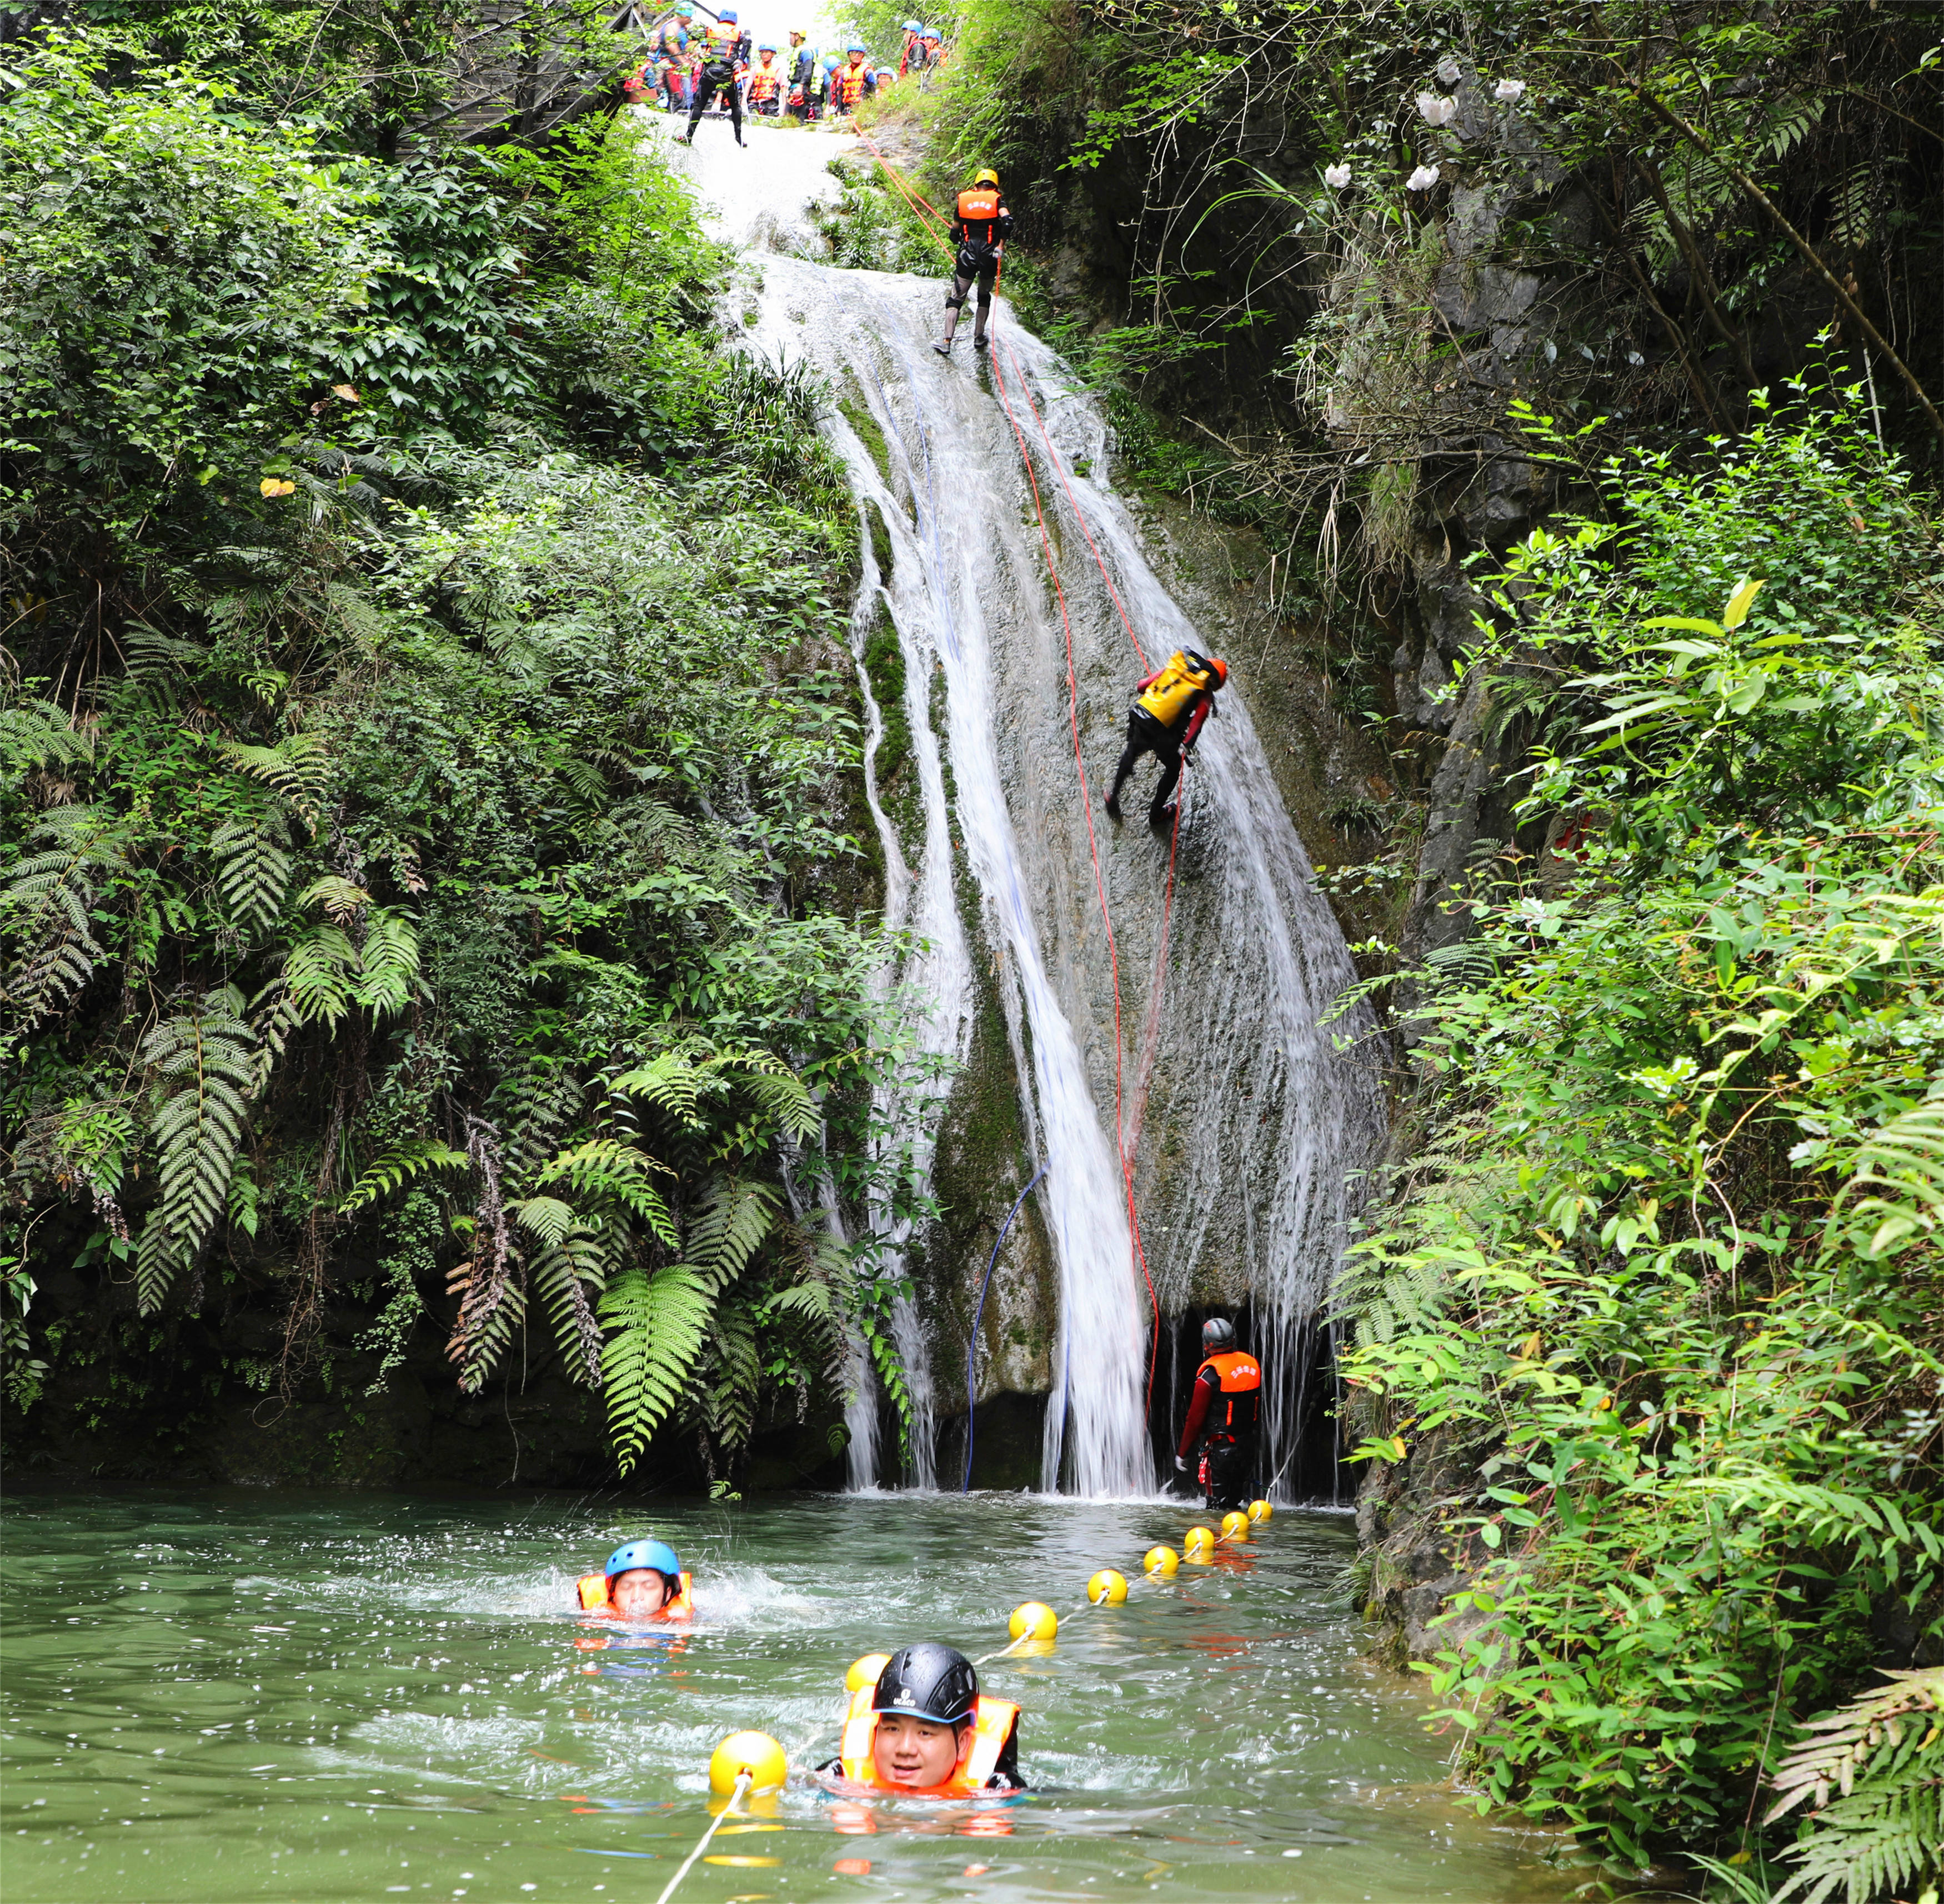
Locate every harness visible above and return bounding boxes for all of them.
[576,1570,695,1620]
[1195,1352,1262,1441]
[835,1686,1020,1796]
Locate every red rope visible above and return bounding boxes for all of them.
[855,131,1174,1430]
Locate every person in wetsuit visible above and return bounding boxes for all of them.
[681,6,746,146]
[1104,648,1226,828]
[1174,1317,1261,1512]
[933,168,1011,356]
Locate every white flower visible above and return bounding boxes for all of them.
[1416,91,1457,127]
[1406,163,1441,192]
[1436,54,1462,86]
[1494,78,1527,103]
[1324,162,1352,188]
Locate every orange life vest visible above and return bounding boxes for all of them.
[1137,650,1219,728]
[575,1570,695,1620]
[834,59,869,107]
[836,1685,1020,1796]
[1196,1351,1262,1437]
[749,53,783,99]
[955,187,1003,238]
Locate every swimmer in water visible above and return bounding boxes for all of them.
[820,1643,1026,1794]
[574,1539,694,1620]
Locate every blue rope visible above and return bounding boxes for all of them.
[962,1164,1047,1492]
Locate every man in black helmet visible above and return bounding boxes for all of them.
[1174,1317,1261,1512]
[821,1642,1026,1793]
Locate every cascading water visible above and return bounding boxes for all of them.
[656,116,1385,1497]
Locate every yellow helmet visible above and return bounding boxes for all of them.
[973,167,1000,189]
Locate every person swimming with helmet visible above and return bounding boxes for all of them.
[819,1644,1026,1795]
[575,1538,695,1620]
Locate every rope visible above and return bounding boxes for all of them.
[652,1768,750,1904]
[853,127,1179,1440]
[963,1164,1049,1492]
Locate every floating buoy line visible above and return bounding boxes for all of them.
[668,1494,1279,1904]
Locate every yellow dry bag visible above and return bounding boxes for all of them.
[1137,650,1217,728]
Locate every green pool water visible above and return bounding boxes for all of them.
[1,1490,1573,1902]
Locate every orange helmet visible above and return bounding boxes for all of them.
[1208,656,1228,685]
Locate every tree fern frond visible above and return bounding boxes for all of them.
[529,1225,609,1386]
[700,1296,760,1450]
[137,986,257,1311]
[3,805,119,1024]
[351,907,420,1016]
[537,1138,677,1242]
[489,1068,584,1190]
[0,695,91,773]
[217,731,330,829]
[338,1140,468,1216]
[598,1265,714,1473]
[281,923,361,1027]
[609,1050,707,1127]
[211,813,292,931]
[508,1195,577,1248]
[683,1176,780,1294]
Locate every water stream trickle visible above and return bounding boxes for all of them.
[658,116,1385,1498]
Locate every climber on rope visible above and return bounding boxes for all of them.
[1174,1317,1261,1512]
[932,168,1013,358]
[1104,647,1227,829]
[819,1644,1028,1795]
[680,6,746,146]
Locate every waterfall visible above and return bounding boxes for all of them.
[655,114,1386,1499]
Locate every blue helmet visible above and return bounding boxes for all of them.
[846,39,865,52]
[903,17,921,29]
[606,1538,681,1583]
[821,54,838,69]
[718,7,737,19]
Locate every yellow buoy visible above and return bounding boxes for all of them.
[1086,1569,1128,1605]
[1247,1497,1272,1523]
[1220,1510,1251,1542]
[844,1651,891,1692]
[1009,1601,1058,1641]
[709,1730,788,1796]
[1183,1525,1216,1562]
[1143,1544,1179,1577]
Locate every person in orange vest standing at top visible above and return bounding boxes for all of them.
[1104,647,1226,829]
[746,40,786,115]
[933,168,1011,357]
[1174,1317,1261,1511]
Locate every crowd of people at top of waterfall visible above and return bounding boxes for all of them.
[623,6,949,141]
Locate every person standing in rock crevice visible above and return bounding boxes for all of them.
[1174,1317,1261,1511]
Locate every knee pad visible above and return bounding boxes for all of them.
[944,292,965,310]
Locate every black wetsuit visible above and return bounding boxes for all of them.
[686,29,747,141]
[941,190,1013,345]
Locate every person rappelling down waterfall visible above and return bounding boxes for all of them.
[1174,1318,1262,1512]
[679,8,746,146]
[933,169,1012,357]
[819,1645,1029,1795]
[1104,648,1227,829]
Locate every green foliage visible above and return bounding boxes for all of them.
[1766,1668,1944,1904]
[1338,390,1944,1868]
[1,11,940,1479]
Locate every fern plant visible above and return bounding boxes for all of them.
[1766,1668,1944,1904]
[134,986,258,1312]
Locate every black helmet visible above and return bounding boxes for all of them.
[1201,1316,1236,1352]
[874,1643,978,1726]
